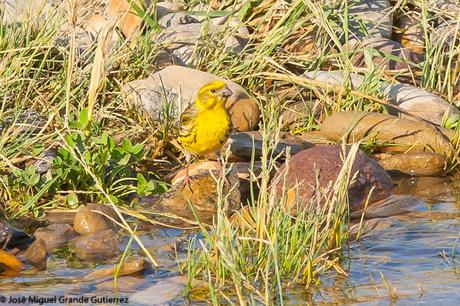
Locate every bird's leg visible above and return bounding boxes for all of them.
[183,152,193,193]
[2,232,11,250]
[216,151,230,186]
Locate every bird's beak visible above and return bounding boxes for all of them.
[222,86,233,99]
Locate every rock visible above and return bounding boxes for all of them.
[70,229,120,261]
[155,19,248,66]
[381,83,459,125]
[82,14,121,44]
[73,203,119,235]
[276,145,393,211]
[153,170,241,225]
[280,101,314,129]
[83,258,145,281]
[34,223,77,252]
[348,0,393,39]
[299,130,330,145]
[129,275,186,305]
[378,152,447,176]
[1,0,56,25]
[222,131,313,162]
[172,160,263,204]
[0,220,32,250]
[394,12,425,54]
[0,221,13,249]
[96,276,147,292]
[320,111,454,157]
[0,111,47,135]
[33,149,56,175]
[350,195,419,219]
[228,98,260,131]
[158,11,200,28]
[24,239,47,268]
[428,0,460,17]
[303,71,458,125]
[283,31,319,57]
[231,162,264,204]
[349,217,400,240]
[348,37,424,71]
[431,20,460,49]
[45,210,76,225]
[106,0,172,37]
[303,70,365,90]
[123,65,259,131]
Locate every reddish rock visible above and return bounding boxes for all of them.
[276,145,393,211]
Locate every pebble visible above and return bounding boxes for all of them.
[83,258,145,281]
[34,224,78,252]
[70,229,120,261]
[73,203,119,235]
[24,238,47,268]
[348,0,393,39]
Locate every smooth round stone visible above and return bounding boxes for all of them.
[123,65,260,131]
[73,203,119,235]
[379,152,447,176]
[34,224,78,252]
[70,229,120,261]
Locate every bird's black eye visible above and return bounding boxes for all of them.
[211,89,216,93]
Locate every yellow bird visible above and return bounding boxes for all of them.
[178,80,233,186]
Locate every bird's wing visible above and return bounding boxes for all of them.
[179,103,198,138]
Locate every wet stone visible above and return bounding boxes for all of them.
[73,203,119,235]
[95,276,147,292]
[24,238,47,268]
[83,258,145,281]
[70,229,120,261]
[34,223,77,252]
[45,210,76,225]
[350,195,420,219]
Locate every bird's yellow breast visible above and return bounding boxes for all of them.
[180,108,231,155]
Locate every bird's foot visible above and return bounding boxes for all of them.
[183,172,193,193]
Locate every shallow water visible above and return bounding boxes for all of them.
[0,176,459,305]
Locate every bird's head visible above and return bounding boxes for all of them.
[196,80,233,110]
